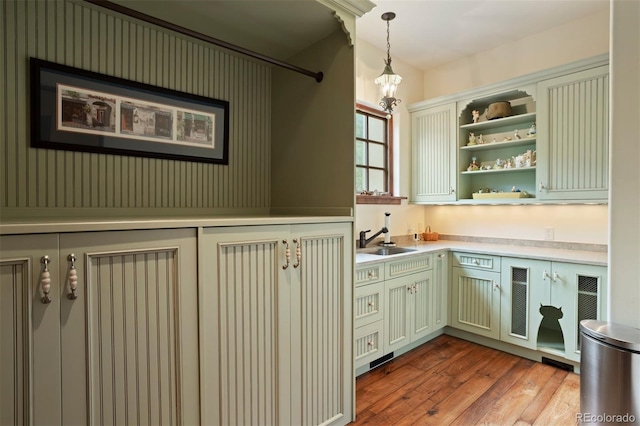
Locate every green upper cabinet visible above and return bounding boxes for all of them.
[411,102,458,202]
[536,65,610,201]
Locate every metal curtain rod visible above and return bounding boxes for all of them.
[84,0,324,82]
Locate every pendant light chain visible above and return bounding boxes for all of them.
[386,19,392,65]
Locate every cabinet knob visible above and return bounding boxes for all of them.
[40,256,52,304]
[368,302,375,308]
[473,259,480,265]
[367,271,375,279]
[367,341,374,346]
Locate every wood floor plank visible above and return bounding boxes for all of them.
[352,335,581,426]
[532,373,580,425]
[517,368,569,424]
[474,362,558,425]
[449,355,534,425]
[396,372,496,425]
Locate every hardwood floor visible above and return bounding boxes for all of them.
[353,335,580,425]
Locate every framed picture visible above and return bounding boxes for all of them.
[30,58,229,164]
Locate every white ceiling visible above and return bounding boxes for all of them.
[357,0,609,71]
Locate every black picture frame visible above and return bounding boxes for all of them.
[30,58,229,164]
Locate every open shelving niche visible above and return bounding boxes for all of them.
[457,88,537,202]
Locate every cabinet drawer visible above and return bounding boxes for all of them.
[354,320,384,369]
[385,254,433,279]
[354,281,384,328]
[355,263,384,286]
[452,252,501,272]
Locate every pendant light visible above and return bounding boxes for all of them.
[374,12,402,116]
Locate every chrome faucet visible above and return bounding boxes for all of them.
[359,227,389,248]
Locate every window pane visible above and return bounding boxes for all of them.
[356,140,366,165]
[355,167,367,192]
[356,113,366,139]
[369,117,385,142]
[369,169,386,192]
[369,143,385,168]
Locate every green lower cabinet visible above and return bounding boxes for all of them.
[501,258,607,362]
[450,267,501,340]
[384,270,434,354]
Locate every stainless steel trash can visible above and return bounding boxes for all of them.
[580,319,640,424]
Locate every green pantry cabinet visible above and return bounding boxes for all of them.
[0,220,353,426]
[354,250,448,374]
[451,252,607,363]
[410,55,609,204]
[0,229,200,425]
[200,222,352,426]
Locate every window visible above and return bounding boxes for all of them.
[355,104,402,204]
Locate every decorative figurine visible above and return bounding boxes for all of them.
[467,156,479,171]
[472,110,480,123]
[514,129,521,139]
[527,122,537,137]
[468,132,476,146]
[477,134,484,144]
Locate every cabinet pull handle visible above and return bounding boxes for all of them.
[492,281,500,291]
[450,187,455,194]
[414,283,419,293]
[539,182,547,192]
[282,240,290,269]
[293,238,301,268]
[543,269,550,281]
[67,254,78,300]
[40,256,52,304]
[552,271,559,282]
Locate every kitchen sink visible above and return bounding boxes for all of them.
[369,247,417,256]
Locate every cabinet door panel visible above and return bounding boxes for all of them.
[411,103,457,202]
[550,263,607,362]
[293,223,351,426]
[0,234,60,426]
[384,275,411,353]
[501,258,550,350]
[412,270,433,341]
[59,229,198,426]
[201,225,285,426]
[537,66,609,200]
[451,268,501,339]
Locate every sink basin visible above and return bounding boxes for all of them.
[369,247,417,256]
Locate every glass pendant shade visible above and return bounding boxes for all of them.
[375,62,402,99]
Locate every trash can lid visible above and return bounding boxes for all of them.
[580,320,640,352]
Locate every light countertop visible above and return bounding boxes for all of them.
[356,240,607,266]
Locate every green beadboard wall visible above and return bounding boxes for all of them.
[0,0,271,218]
